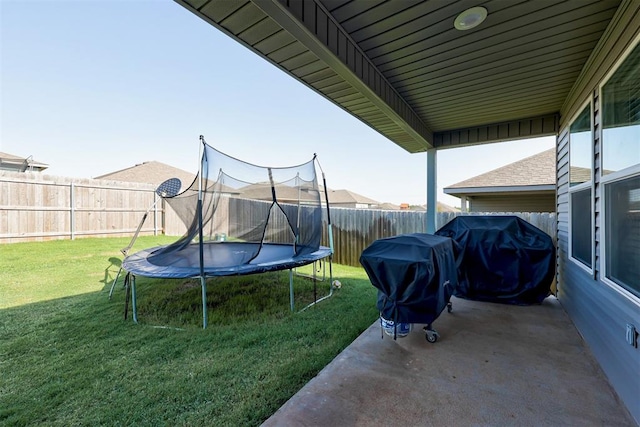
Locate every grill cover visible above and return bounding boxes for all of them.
[435,216,555,305]
[360,233,458,325]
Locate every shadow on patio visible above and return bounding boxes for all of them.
[263,296,635,426]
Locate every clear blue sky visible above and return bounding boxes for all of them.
[0,0,554,207]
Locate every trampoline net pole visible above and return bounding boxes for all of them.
[198,136,207,329]
[299,163,336,312]
[323,167,335,303]
[320,171,335,261]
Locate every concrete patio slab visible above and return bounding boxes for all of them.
[263,296,635,426]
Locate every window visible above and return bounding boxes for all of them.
[605,175,640,297]
[571,189,591,266]
[602,43,640,175]
[569,104,592,269]
[601,40,640,297]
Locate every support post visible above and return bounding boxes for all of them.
[153,192,158,236]
[201,275,207,328]
[131,275,138,323]
[289,269,294,312]
[426,148,437,234]
[70,182,75,240]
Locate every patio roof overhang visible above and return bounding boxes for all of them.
[174,0,636,153]
[444,184,556,197]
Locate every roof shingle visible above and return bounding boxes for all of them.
[445,148,555,190]
[95,161,195,191]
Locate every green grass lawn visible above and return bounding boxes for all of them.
[0,237,378,426]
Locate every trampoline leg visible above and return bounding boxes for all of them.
[313,265,317,304]
[108,266,123,300]
[131,275,138,324]
[299,256,335,312]
[289,269,294,312]
[201,276,208,329]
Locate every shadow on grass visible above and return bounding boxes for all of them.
[0,270,378,426]
[102,256,122,289]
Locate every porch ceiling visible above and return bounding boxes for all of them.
[175,0,622,152]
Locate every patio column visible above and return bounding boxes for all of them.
[426,148,437,234]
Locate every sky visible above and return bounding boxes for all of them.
[0,0,555,207]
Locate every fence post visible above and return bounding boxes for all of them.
[153,191,158,236]
[70,182,75,240]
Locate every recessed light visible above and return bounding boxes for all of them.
[454,6,488,31]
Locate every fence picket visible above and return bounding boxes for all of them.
[326,208,556,267]
[1,172,557,267]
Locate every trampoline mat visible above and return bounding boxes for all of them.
[123,242,332,278]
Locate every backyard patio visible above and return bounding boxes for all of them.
[263,296,635,426]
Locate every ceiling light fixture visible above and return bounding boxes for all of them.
[454,6,488,31]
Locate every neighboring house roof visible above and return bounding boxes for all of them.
[0,151,48,172]
[97,163,383,206]
[436,202,460,213]
[95,161,196,191]
[444,148,556,196]
[405,203,460,213]
[238,182,318,203]
[377,202,401,210]
[325,189,379,206]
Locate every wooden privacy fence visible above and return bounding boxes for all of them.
[326,208,557,267]
[1,172,556,269]
[0,172,169,243]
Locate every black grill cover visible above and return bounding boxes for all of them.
[359,233,458,325]
[435,216,555,305]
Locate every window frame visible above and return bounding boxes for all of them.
[568,99,594,273]
[598,34,640,303]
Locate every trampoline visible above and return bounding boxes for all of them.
[119,136,334,328]
[123,242,331,278]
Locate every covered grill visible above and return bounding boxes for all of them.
[360,233,458,343]
[435,216,555,305]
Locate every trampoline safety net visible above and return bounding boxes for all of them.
[122,137,329,278]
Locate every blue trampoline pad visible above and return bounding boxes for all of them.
[123,242,332,279]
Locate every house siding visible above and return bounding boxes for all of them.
[557,9,640,423]
[469,194,555,213]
